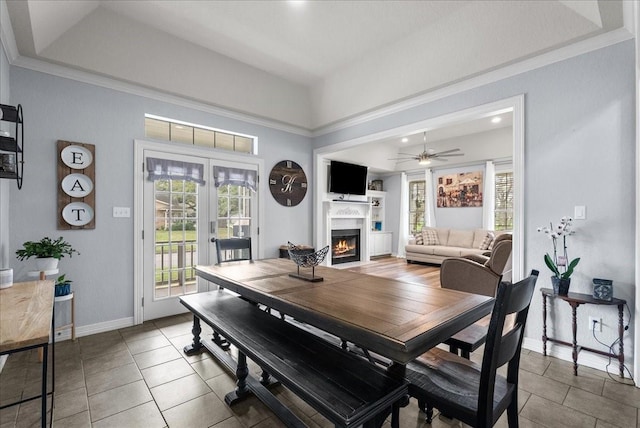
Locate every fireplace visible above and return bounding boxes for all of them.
[331,229,360,265]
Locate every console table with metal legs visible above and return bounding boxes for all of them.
[541,288,626,377]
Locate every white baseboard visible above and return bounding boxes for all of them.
[52,317,135,343]
[523,337,635,379]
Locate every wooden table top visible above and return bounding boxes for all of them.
[195,259,494,364]
[0,280,54,354]
[540,287,626,305]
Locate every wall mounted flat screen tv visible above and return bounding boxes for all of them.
[329,160,368,196]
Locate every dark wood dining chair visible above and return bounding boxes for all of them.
[394,270,539,427]
[212,237,252,265]
[210,237,253,349]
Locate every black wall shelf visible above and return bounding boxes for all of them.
[0,104,23,189]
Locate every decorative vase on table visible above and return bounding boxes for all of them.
[551,276,571,296]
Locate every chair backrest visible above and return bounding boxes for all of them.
[485,234,512,278]
[477,269,538,425]
[213,237,252,265]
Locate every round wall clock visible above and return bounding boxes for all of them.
[269,160,308,207]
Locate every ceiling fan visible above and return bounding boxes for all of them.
[389,132,464,165]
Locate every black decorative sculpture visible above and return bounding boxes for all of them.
[287,241,329,282]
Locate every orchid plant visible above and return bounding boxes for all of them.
[537,216,580,280]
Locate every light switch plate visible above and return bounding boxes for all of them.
[574,205,586,220]
[113,207,130,218]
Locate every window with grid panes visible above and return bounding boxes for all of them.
[144,116,256,154]
[494,171,513,231]
[409,180,426,235]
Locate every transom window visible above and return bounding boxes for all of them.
[144,115,256,154]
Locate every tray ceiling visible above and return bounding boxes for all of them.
[3,0,628,130]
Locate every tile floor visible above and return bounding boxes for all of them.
[0,311,638,428]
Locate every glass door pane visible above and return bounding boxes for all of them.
[153,178,199,298]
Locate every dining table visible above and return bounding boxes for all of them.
[194,258,494,365]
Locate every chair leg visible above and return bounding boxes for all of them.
[461,349,470,359]
[507,392,519,427]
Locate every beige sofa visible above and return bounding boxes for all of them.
[405,227,498,265]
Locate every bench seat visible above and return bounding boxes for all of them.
[180,291,408,428]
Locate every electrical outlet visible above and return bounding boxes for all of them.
[589,316,602,332]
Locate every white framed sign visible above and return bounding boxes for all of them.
[57,140,96,229]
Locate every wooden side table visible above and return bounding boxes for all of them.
[541,288,626,377]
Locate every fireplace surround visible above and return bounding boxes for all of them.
[331,229,360,265]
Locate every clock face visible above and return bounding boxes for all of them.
[593,283,613,301]
[269,160,307,207]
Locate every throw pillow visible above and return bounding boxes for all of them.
[414,233,424,245]
[479,232,495,250]
[422,228,440,246]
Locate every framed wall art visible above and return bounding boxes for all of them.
[436,171,483,208]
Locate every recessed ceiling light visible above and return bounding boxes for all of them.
[401,137,409,143]
[175,125,185,129]
[491,117,502,124]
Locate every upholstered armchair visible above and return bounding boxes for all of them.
[440,233,513,297]
[439,234,513,358]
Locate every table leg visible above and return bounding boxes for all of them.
[41,344,48,428]
[542,293,547,356]
[71,294,76,341]
[183,315,203,355]
[618,304,624,378]
[570,302,578,376]
[225,351,251,405]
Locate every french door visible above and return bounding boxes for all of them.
[139,146,258,321]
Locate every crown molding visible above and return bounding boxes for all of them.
[312,27,633,137]
[8,55,312,137]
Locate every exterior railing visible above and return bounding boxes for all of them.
[155,240,197,289]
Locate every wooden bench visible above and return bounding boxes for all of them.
[180,291,408,428]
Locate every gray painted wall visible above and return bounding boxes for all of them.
[314,41,636,366]
[9,67,312,329]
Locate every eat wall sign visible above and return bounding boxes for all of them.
[57,140,96,229]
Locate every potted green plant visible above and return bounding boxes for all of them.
[537,216,580,295]
[16,236,80,270]
[54,274,72,297]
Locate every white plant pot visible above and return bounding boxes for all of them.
[0,268,13,289]
[35,257,59,271]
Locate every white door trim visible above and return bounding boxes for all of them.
[314,95,525,282]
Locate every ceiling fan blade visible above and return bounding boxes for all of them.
[433,153,465,157]
[432,148,461,155]
[389,158,415,163]
[397,152,420,157]
[431,157,448,161]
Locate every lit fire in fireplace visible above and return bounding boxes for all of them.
[333,239,354,256]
